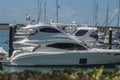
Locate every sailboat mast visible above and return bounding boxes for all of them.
[94,0,98,27]
[56,0,58,26]
[37,0,43,23]
[44,1,47,22]
[105,4,109,27]
[117,0,120,27]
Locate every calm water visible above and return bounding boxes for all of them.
[0,30,9,51]
[0,30,119,72]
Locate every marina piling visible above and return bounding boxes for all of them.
[9,24,14,57]
[109,28,112,49]
[0,62,3,70]
[13,25,17,36]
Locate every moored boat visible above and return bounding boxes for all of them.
[8,25,120,66]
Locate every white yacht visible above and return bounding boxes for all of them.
[13,23,77,48]
[71,24,98,47]
[14,23,42,41]
[13,23,49,48]
[14,28,33,41]
[9,25,120,66]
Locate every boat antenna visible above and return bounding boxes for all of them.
[26,14,31,24]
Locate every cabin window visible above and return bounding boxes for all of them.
[89,30,98,39]
[40,27,61,33]
[75,30,88,36]
[47,43,87,50]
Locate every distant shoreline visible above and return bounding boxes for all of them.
[0,23,25,30]
[0,23,120,31]
[0,23,9,30]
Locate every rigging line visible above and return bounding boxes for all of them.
[117,0,120,27]
[102,0,120,27]
[108,10,120,26]
[102,11,119,26]
[101,4,109,26]
[102,8,120,26]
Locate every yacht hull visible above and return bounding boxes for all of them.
[10,50,120,66]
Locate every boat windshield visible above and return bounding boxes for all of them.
[89,30,98,39]
[40,27,61,33]
[75,30,88,36]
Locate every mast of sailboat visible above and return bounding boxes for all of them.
[94,0,98,27]
[104,4,109,36]
[105,4,109,27]
[44,1,47,23]
[37,0,43,23]
[117,0,120,27]
[56,0,59,27]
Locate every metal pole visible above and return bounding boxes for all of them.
[109,28,112,49]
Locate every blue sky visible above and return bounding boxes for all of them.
[0,0,119,26]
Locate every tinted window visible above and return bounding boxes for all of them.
[75,30,88,36]
[89,31,98,39]
[40,27,61,33]
[47,43,87,50]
